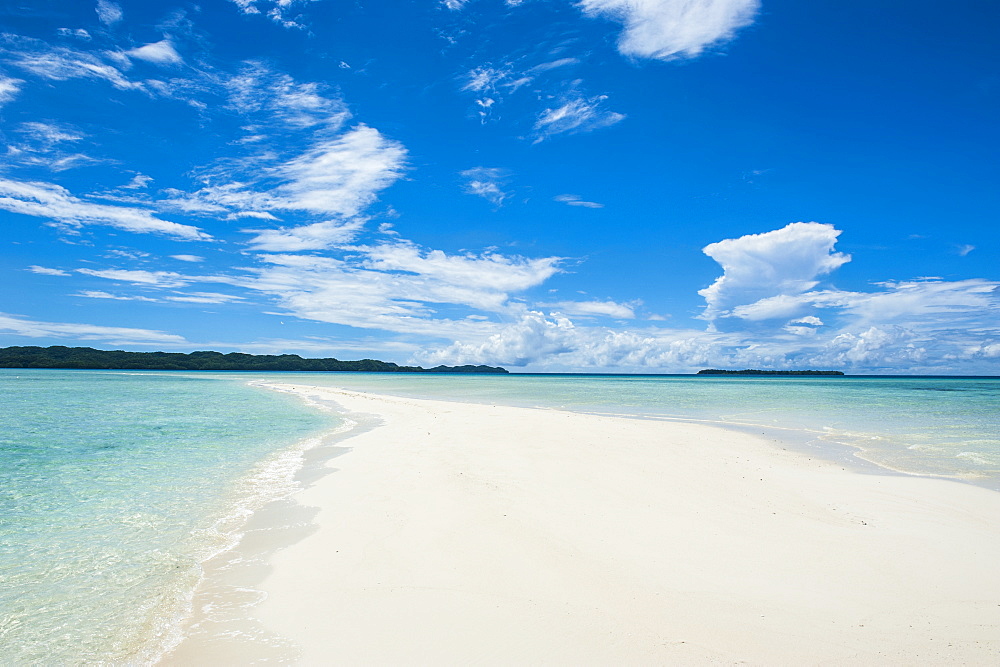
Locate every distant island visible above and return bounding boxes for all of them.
[0,346,509,374]
[697,369,845,376]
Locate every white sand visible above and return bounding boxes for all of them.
[177,383,1000,664]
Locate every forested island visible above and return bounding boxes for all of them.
[0,346,509,374]
[697,369,845,376]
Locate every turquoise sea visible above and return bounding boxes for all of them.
[2,369,998,662]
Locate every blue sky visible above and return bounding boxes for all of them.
[1,0,998,373]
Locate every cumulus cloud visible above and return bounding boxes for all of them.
[421,310,720,369]
[461,167,510,206]
[126,40,183,66]
[533,94,625,141]
[699,222,850,322]
[579,0,760,61]
[0,312,185,344]
[0,178,211,240]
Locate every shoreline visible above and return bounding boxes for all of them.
[164,382,1000,664]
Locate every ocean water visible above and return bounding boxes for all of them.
[2,369,998,663]
[0,370,337,664]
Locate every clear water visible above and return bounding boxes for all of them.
[2,370,998,663]
[0,370,337,664]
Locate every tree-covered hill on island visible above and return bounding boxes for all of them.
[0,346,508,374]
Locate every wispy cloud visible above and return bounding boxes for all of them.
[533,94,625,141]
[0,312,186,344]
[2,35,142,91]
[170,254,204,263]
[77,268,190,288]
[0,75,23,106]
[225,62,350,132]
[578,0,760,61]
[461,167,510,206]
[246,219,366,252]
[554,194,603,208]
[27,265,69,276]
[0,178,210,240]
[170,124,406,249]
[228,0,316,29]
[96,0,124,26]
[543,300,636,319]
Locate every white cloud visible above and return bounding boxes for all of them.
[554,194,603,208]
[126,40,183,66]
[0,178,210,240]
[170,254,204,263]
[175,125,406,222]
[77,268,190,288]
[225,62,350,131]
[228,0,316,29]
[362,242,561,295]
[96,0,124,26]
[529,58,580,73]
[461,167,510,206]
[27,265,69,276]
[957,244,975,257]
[164,292,245,304]
[824,326,927,367]
[543,300,635,319]
[5,39,141,91]
[426,310,578,366]
[274,125,406,215]
[19,121,84,144]
[123,174,153,189]
[0,312,185,344]
[0,75,23,106]
[534,94,625,141]
[246,219,366,251]
[75,290,159,302]
[700,222,850,322]
[579,0,760,61]
[56,28,92,40]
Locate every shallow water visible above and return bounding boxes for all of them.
[2,369,998,662]
[0,370,336,664]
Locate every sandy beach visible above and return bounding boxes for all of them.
[168,383,1000,664]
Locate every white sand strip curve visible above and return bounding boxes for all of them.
[217,384,1000,664]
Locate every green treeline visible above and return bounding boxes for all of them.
[0,346,509,374]
[697,369,844,376]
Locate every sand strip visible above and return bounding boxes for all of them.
[172,383,1000,664]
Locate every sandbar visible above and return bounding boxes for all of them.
[167,383,1000,664]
